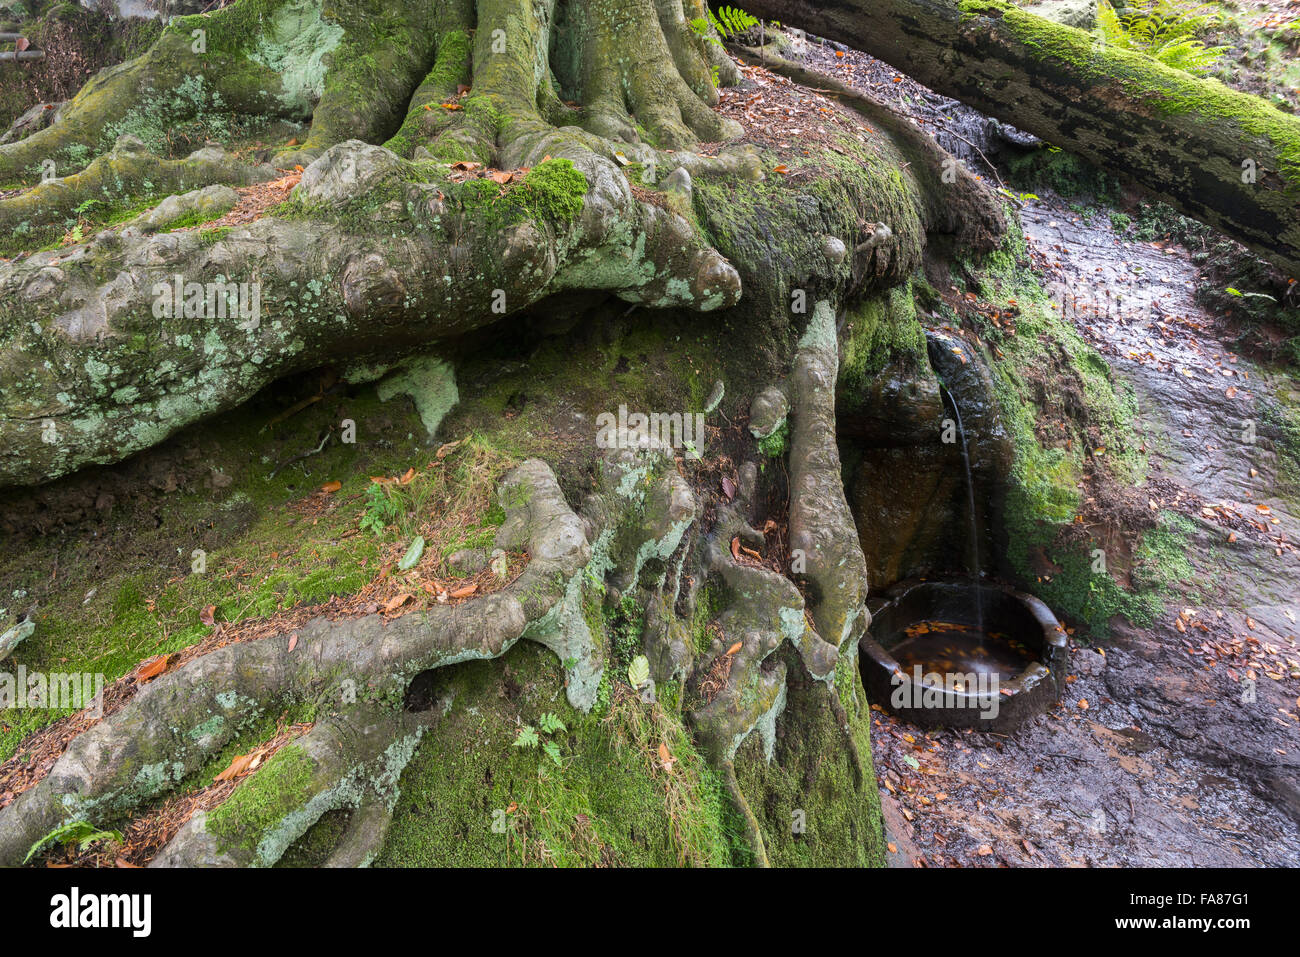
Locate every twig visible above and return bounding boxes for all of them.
[268,429,332,479]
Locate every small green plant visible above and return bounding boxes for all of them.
[513,712,568,766]
[757,419,789,459]
[690,5,759,47]
[359,482,401,536]
[1095,0,1226,75]
[627,654,650,690]
[1225,286,1277,303]
[25,820,122,864]
[608,594,645,668]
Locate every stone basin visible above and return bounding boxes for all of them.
[860,579,1067,731]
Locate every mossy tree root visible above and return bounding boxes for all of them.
[0,137,276,235]
[0,3,298,182]
[150,706,430,867]
[0,459,593,867]
[730,44,1006,254]
[785,300,871,652]
[0,138,741,489]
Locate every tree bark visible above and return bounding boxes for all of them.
[747,0,1300,276]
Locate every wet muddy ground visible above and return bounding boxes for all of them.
[784,33,1300,866]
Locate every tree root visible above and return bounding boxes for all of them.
[149,706,428,867]
[730,43,1006,254]
[0,138,741,488]
[785,300,870,651]
[0,137,274,234]
[0,458,592,866]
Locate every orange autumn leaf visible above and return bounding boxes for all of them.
[657,742,674,771]
[1078,698,1089,710]
[725,641,743,656]
[449,583,478,599]
[200,604,217,626]
[730,537,742,561]
[383,593,412,612]
[397,467,416,486]
[136,654,172,682]
[287,634,298,653]
[440,102,463,110]
[436,438,464,459]
[214,752,255,782]
[321,480,342,493]
[772,164,790,174]
[215,747,272,783]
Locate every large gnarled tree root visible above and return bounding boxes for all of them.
[0,458,594,866]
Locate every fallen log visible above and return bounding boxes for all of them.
[747,0,1300,276]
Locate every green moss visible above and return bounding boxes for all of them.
[0,385,429,763]
[961,0,1300,186]
[375,643,740,867]
[965,217,1172,637]
[507,157,587,224]
[198,225,232,244]
[757,419,789,459]
[206,743,314,853]
[733,661,885,868]
[1006,149,1121,201]
[840,281,928,388]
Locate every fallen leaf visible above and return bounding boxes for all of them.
[214,752,256,782]
[657,742,675,772]
[383,593,412,612]
[730,537,742,561]
[976,845,993,856]
[449,583,478,599]
[136,654,172,682]
[725,641,743,656]
[435,438,464,459]
[287,634,298,653]
[200,604,217,626]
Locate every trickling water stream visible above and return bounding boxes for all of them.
[940,384,984,634]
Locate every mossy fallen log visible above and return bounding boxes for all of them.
[748,0,1300,275]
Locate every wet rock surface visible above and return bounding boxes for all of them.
[789,34,1300,866]
[870,196,1300,867]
